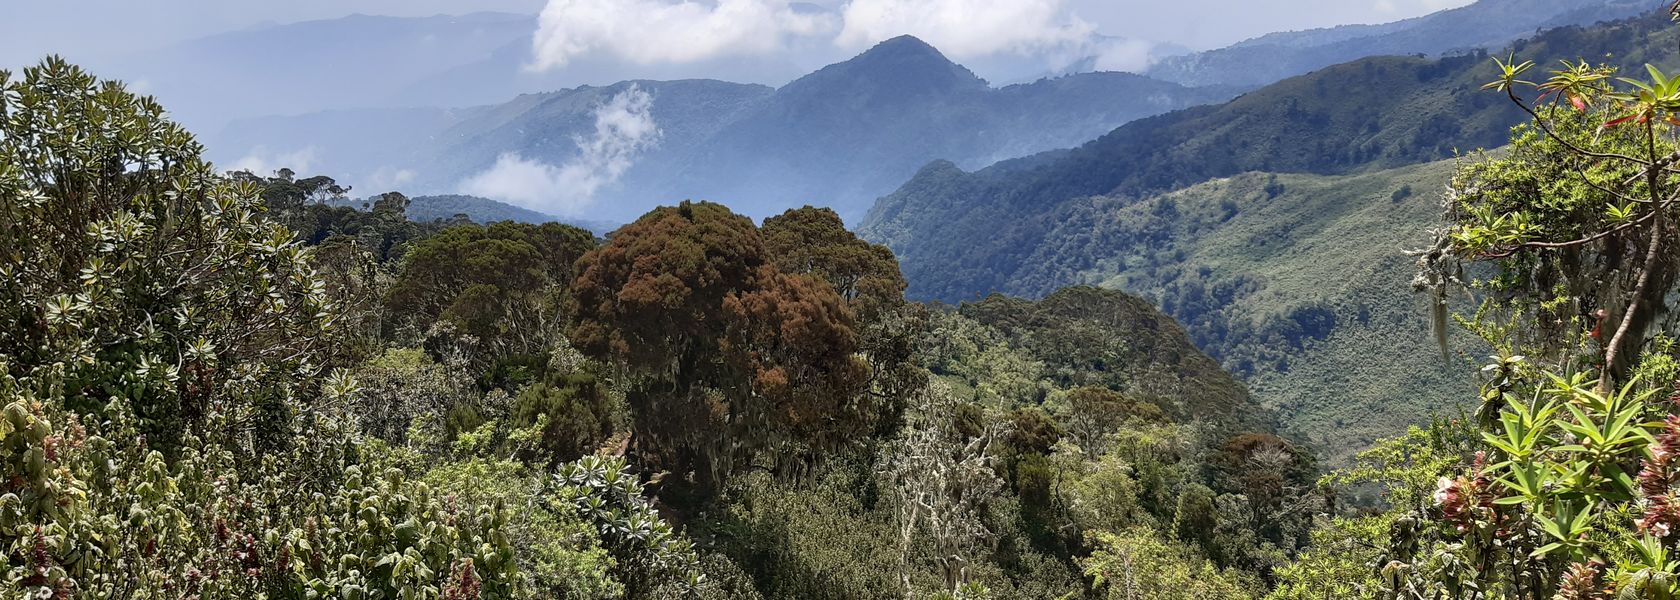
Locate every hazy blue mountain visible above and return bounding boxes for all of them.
[614,36,1235,221]
[1146,0,1655,88]
[401,194,555,225]
[417,79,776,194]
[104,12,534,131]
[212,35,1232,224]
[326,194,617,233]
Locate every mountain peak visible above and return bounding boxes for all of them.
[781,35,987,98]
[868,35,941,56]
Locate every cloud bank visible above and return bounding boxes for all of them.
[835,0,1093,59]
[530,0,1121,72]
[460,85,661,216]
[227,146,318,177]
[531,0,835,70]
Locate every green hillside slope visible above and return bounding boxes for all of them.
[1028,161,1477,462]
[936,286,1276,434]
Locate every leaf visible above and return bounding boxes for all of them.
[1532,542,1566,558]
[1648,63,1670,87]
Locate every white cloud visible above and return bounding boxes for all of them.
[530,0,836,70]
[1421,0,1472,10]
[364,166,417,191]
[460,86,661,216]
[529,0,1112,71]
[1090,37,1156,73]
[226,146,317,177]
[836,0,1094,59]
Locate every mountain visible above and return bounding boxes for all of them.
[209,35,1234,224]
[400,195,565,226]
[864,12,1680,303]
[417,79,776,192]
[100,12,535,132]
[1019,161,1475,463]
[323,194,617,233]
[1146,0,1656,88]
[859,12,1680,461]
[628,36,1237,221]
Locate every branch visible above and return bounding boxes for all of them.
[1570,160,1642,206]
[1478,208,1657,259]
[1507,88,1648,166]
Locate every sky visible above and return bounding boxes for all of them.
[2,0,1475,70]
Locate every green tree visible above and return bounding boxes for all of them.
[1329,34,1680,598]
[0,58,551,597]
[1082,528,1259,600]
[387,220,596,368]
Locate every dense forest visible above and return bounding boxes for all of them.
[9,5,1680,600]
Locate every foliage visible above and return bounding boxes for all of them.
[0,58,343,455]
[569,201,877,493]
[0,54,1435,600]
[1278,37,1680,600]
[509,363,620,468]
[880,382,1007,596]
[0,364,531,598]
[548,455,705,598]
[709,463,904,600]
[386,220,596,368]
[761,206,928,417]
[1082,528,1260,600]
[0,58,707,599]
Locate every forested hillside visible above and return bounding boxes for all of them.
[1018,162,1477,463]
[862,10,1680,462]
[865,13,1680,302]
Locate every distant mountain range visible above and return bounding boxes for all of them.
[100,12,536,133]
[191,0,1649,225]
[1147,0,1656,87]
[208,36,1237,223]
[325,194,617,234]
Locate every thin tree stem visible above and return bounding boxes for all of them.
[1601,121,1668,392]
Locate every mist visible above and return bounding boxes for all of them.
[460,85,661,217]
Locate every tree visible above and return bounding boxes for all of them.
[1057,387,1167,455]
[1363,33,1680,598]
[0,57,546,598]
[570,201,870,493]
[760,206,928,427]
[0,57,339,454]
[1417,55,1680,391]
[1082,528,1258,600]
[882,382,1005,596]
[510,366,618,467]
[387,221,596,368]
